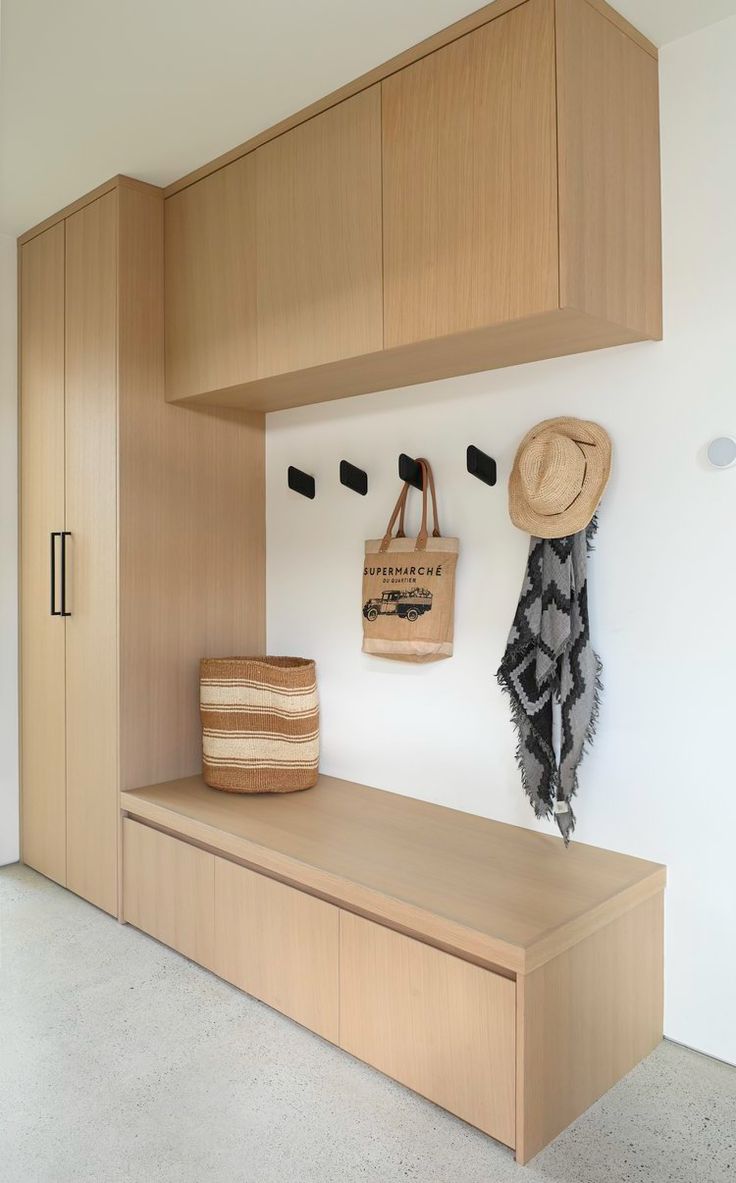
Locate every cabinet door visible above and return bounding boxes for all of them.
[123,819,215,966]
[20,224,67,885]
[165,155,257,401]
[256,86,383,377]
[214,857,339,1042]
[383,0,558,348]
[340,911,516,1147]
[64,192,119,916]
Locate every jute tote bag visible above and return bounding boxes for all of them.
[362,459,459,662]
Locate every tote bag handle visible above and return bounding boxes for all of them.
[379,459,441,553]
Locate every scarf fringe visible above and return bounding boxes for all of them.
[496,671,557,823]
[496,658,603,845]
[555,653,603,845]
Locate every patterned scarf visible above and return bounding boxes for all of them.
[497,518,602,844]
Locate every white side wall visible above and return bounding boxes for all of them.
[266,18,736,1065]
[0,232,19,865]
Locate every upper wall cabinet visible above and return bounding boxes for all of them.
[382,0,558,348]
[165,87,383,403]
[164,0,661,412]
[166,156,257,402]
[256,86,383,377]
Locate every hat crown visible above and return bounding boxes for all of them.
[519,433,586,517]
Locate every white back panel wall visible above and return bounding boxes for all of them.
[267,19,736,1064]
[0,233,19,865]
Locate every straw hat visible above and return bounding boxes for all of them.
[509,417,611,538]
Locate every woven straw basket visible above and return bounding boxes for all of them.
[200,657,319,793]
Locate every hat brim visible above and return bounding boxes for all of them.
[509,417,612,538]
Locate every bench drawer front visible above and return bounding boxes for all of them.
[214,856,339,1042]
[339,911,516,1147]
[123,819,215,968]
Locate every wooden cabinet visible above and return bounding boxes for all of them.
[256,86,383,378]
[121,774,665,1162]
[165,156,258,401]
[64,193,120,913]
[19,177,267,916]
[165,86,383,403]
[162,0,661,413]
[123,821,339,1039]
[214,857,339,1042]
[555,0,662,339]
[19,223,66,887]
[123,819,215,967]
[382,0,558,348]
[339,911,516,1146]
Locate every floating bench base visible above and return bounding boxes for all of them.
[121,775,665,1164]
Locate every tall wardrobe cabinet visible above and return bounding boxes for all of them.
[20,177,266,916]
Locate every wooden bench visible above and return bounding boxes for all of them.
[120,774,665,1164]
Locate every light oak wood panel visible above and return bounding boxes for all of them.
[170,307,644,413]
[582,0,658,56]
[214,856,339,1042]
[123,818,215,967]
[255,86,383,377]
[340,911,516,1145]
[19,223,67,886]
[18,175,163,246]
[158,0,660,412]
[64,191,119,917]
[515,891,664,1164]
[163,0,655,199]
[118,182,265,794]
[121,774,665,974]
[165,157,257,401]
[556,0,662,339]
[382,0,558,349]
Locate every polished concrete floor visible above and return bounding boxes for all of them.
[1,863,734,1183]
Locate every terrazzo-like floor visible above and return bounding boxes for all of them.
[1,863,734,1183]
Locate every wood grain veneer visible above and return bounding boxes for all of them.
[20,177,267,919]
[556,0,662,339]
[255,86,383,379]
[64,191,120,917]
[171,307,643,413]
[121,774,665,975]
[214,856,339,1042]
[157,0,660,412]
[160,0,655,201]
[18,175,162,246]
[515,891,664,1164]
[165,156,258,401]
[121,775,665,1160]
[117,183,266,796]
[19,223,67,887]
[340,911,516,1146]
[123,818,215,968]
[382,0,558,347]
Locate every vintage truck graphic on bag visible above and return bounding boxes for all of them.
[362,587,433,623]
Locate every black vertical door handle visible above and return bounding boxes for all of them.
[60,531,72,617]
[50,532,60,616]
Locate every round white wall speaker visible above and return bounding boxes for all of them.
[707,437,736,469]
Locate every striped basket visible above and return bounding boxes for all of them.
[199,657,319,793]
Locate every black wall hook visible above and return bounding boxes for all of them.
[398,453,424,490]
[340,460,368,496]
[467,445,497,487]
[288,466,315,499]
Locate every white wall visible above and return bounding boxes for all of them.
[267,17,736,1066]
[0,232,19,865]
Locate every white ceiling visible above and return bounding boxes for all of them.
[2,0,735,236]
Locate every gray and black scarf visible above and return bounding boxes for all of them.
[497,518,602,844]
